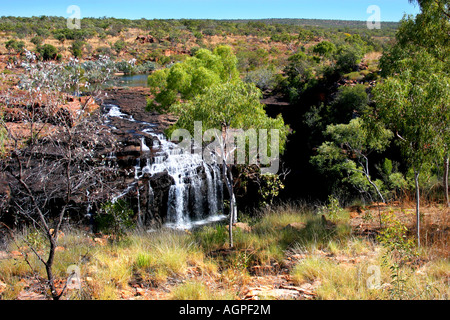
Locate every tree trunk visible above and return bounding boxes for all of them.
[414,170,421,247]
[444,157,449,207]
[46,235,60,300]
[222,162,235,248]
[227,165,237,223]
[220,125,237,248]
[367,174,386,204]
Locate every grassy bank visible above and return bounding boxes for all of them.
[0,202,448,300]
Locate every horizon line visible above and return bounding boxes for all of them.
[0,15,403,24]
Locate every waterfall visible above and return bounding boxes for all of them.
[203,162,217,215]
[105,103,225,230]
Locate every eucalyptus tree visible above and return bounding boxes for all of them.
[169,81,289,247]
[373,52,449,246]
[311,117,392,203]
[379,0,450,213]
[147,46,289,247]
[147,45,240,112]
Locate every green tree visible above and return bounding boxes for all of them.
[70,40,84,58]
[147,45,239,112]
[169,81,289,247]
[5,39,25,54]
[311,118,392,203]
[335,45,364,73]
[284,51,315,83]
[373,52,449,246]
[379,0,450,209]
[327,84,369,124]
[36,44,58,61]
[313,41,336,58]
[113,39,126,54]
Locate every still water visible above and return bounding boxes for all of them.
[104,73,150,88]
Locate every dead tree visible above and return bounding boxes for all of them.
[0,52,118,299]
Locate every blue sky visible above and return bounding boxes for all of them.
[0,0,420,21]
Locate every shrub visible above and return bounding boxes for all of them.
[5,39,25,54]
[70,40,84,58]
[95,46,112,57]
[113,39,126,54]
[36,44,58,61]
[335,45,364,73]
[243,67,279,91]
[313,41,336,58]
[30,36,43,47]
[95,200,135,239]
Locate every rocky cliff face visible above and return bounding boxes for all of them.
[0,87,224,230]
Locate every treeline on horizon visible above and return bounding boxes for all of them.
[0,15,398,40]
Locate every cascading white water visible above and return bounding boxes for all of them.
[104,104,225,229]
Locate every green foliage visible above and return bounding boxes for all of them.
[70,40,85,58]
[147,46,239,112]
[373,51,449,170]
[113,39,126,54]
[35,44,58,61]
[377,210,415,254]
[95,200,135,239]
[317,195,344,221]
[236,47,269,72]
[377,209,417,299]
[30,36,43,47]
[311,118,392,201]
[52,28,95,42]
[380,1,449,77]
[326,84,369,124]
[376,159,409,199]
[168,81,290,154]
[335,45,364,73]
[313,41,336,58]
[284,51,316,85]
[115,60,137,74]
[4,39,25,54]
[257,173,285,207]
[243,66,279,91]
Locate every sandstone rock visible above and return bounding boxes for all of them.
[10,250,22,257]
[93,237,107,246]
[0,280,6,294]
[120,288,134,299]
[226,222,252,233]
[283,222,306,231]
[49,229,64,239]
[17,290,48,300]
[0,251,10,260]
[135,287,145,296]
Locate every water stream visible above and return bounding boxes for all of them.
[103,103,225,230]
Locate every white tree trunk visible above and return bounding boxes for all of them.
[444,157,449,207]
[414,169,421,247]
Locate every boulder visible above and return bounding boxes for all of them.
[0,280,6,294]
[283,222,306,231]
